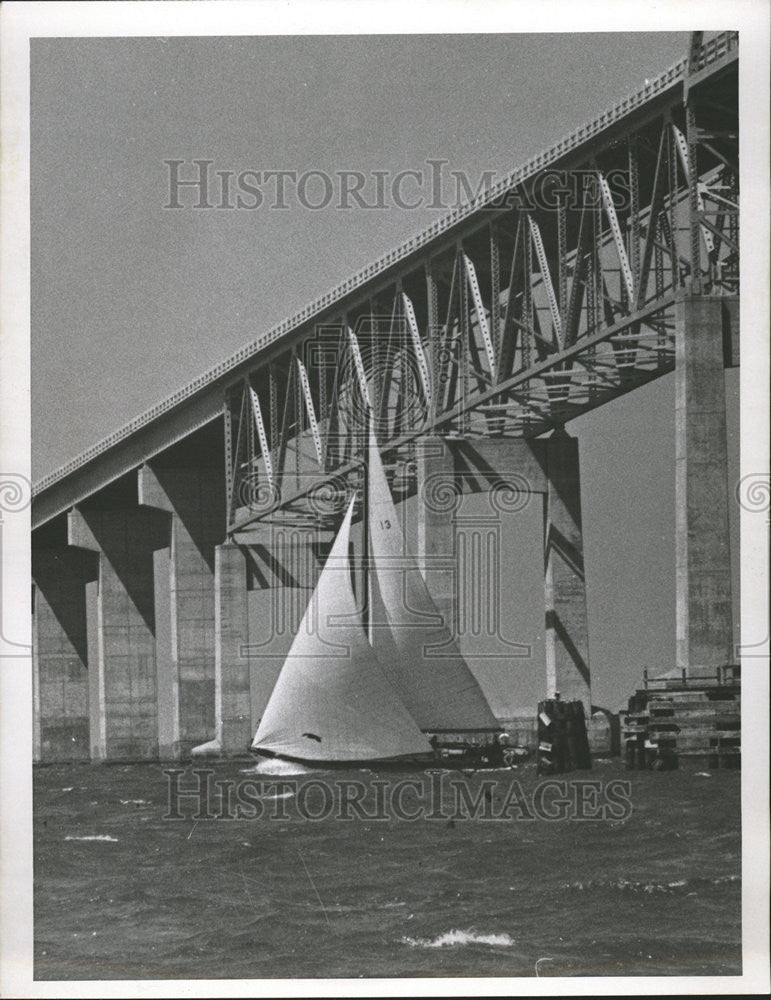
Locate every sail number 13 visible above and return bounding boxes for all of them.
[379,519,392,530]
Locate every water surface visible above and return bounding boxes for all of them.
[33,759,741,980]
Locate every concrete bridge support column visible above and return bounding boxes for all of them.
[202,529,328,756]
[417,434,592,713]
[32,544,96,761]
[543,429,591,716]
[244,527,327,735]
[209,543,251,755]
[451,435,549,658]
[68,504,169,760]
[138,465,223,758]
[675,294,734,673]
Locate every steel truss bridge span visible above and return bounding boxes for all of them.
[32,32,738,535]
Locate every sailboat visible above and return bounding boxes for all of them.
[250,422,500,766]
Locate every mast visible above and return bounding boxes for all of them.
[364,425,372,644]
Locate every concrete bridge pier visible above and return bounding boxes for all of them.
[204,542,251,756]
[67,498,169,761]
[200,528,328,756]
[138,464,223,758]
[543,429,591,716]
[32,530,97,762]
[245,527,329,736]
[417,433,592,717]
[675,294,735,673]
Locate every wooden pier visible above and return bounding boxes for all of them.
[621,666,740,770]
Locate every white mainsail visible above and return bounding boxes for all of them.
[367,423,499,731]
[251,496,432,762]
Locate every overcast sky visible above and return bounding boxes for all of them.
[30,32,739,711]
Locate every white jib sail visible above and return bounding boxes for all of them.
[367,423,499,731]
[251,496,432,762]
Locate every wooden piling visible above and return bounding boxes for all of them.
[536,699,591,774]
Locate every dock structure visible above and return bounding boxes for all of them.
[31,34,740,763]
[622,665,741,769]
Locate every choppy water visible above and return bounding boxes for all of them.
[33,759,741,980]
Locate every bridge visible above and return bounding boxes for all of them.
[31,32,739,761]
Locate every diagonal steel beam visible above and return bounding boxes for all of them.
[499,214,523,381]
[463,252,497,381]
[401,291,432,410]
[296,358,323,469]
[635,123,668,310]
[672,122,715,255]
[347,325,372,410]
[564,199,591,346]
[527,214,562,348]
[248,384,274,486]
[597,171,635,303]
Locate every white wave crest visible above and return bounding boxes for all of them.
[402,929,515,949]
[239,759,313,776]
[65,835,119,842]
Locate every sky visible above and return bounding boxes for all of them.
[30,32,694,475]
[30,31,740,712]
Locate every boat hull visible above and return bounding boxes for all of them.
[250,747,437,769]
[250,746,511,770]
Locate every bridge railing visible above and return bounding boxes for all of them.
[691,31,738,73]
